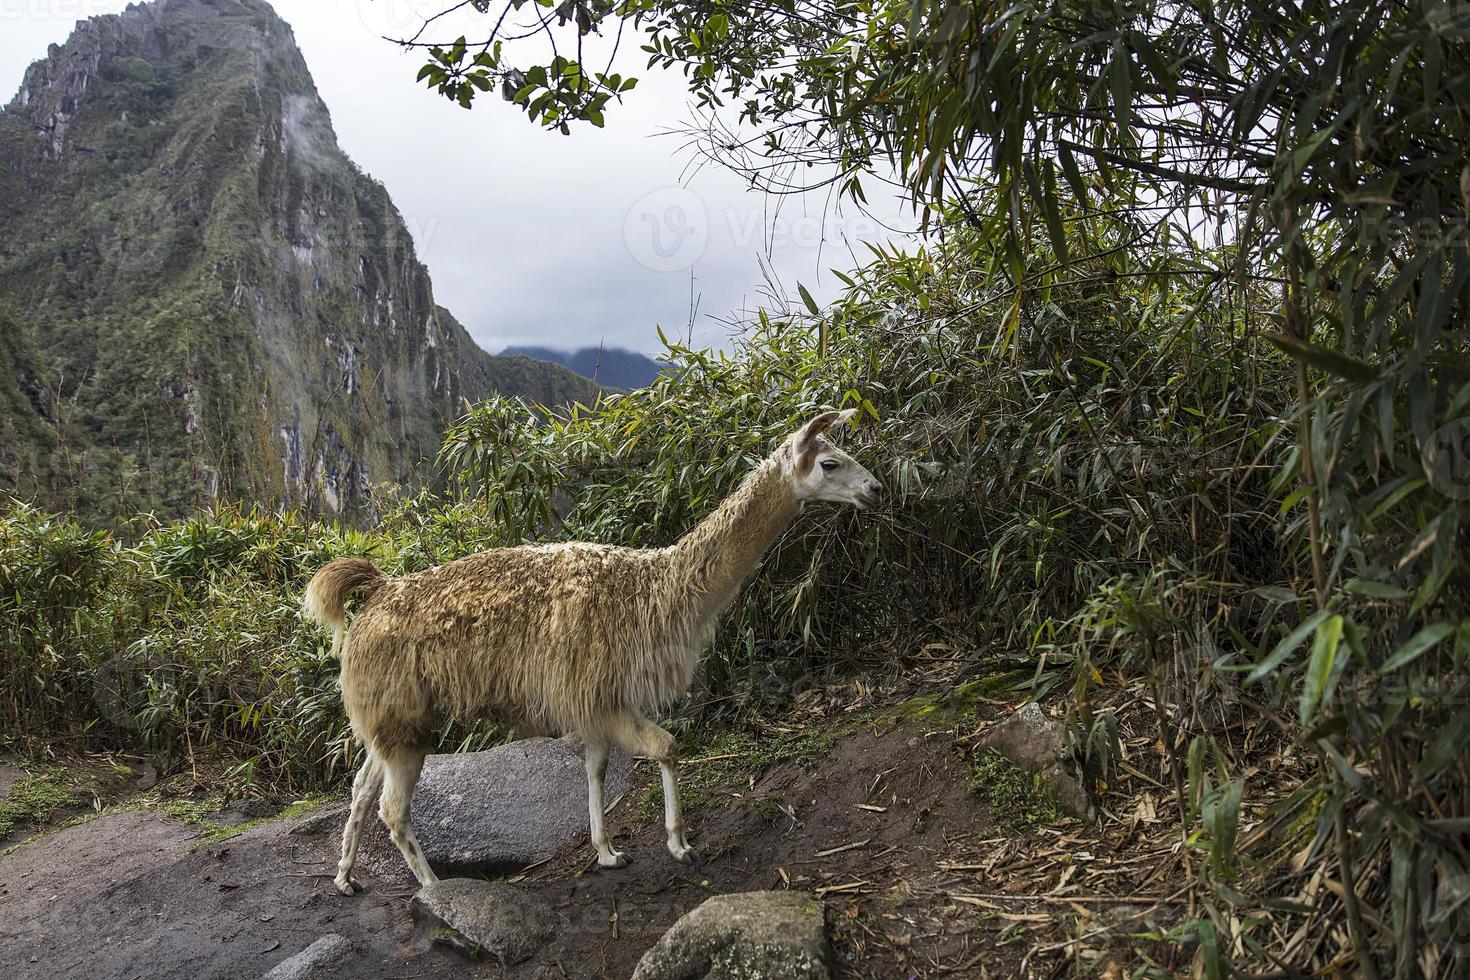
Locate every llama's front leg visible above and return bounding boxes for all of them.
[584,737,629,869]
[620,717,696,864]
[658,756,695,863]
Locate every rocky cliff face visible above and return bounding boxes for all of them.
[0,0,592,523]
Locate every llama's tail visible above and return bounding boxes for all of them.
[303,557,387,658]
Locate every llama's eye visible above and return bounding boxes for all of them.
[820,459,840,472]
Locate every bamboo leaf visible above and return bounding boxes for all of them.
[1266,333,1378,382]
[798,282,821,316]
[1247,609,1333,684]
[1299,614,1343,726]
[1380,621,1455,673]
[1417,706,1470,782]
[1343,579,1411,600]
[1110,39,1133,134]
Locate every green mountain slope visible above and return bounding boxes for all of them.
[0,308,56,500]
[0,0,592,522]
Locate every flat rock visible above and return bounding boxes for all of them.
[412,735,631,874]
[979,702,1065,768]
[632,890,830,980]
[411,878,555,964]
[260,934,352,980]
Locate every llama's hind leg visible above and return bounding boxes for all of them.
[616,716,696,864]
[584,737,629,869]
[335,752,384,896]
[377,748,438,887]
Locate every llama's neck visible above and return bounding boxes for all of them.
[669,456,799,623]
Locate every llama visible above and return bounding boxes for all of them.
[303,409,881,894]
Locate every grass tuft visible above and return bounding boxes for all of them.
[0,768,84,837]
[966,749,1061,831]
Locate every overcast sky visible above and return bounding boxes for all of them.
[0,0,913,355]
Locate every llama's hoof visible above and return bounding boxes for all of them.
[334,877,359,897]
[597,849,631,869]
[669,842,698,864]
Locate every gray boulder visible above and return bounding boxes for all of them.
[412,735,631,873]
[411,878,556,964]
[980,701,1065,768]
[260,933,352,980]
[1037,761,1094,820]
[980,702,1093,820]
[632,891,830,980]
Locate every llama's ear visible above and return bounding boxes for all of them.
[796,408,857,453]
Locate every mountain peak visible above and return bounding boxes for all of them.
[0,0,593,522]
[10,0,305,156]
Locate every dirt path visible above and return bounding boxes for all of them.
[0,802,472,979]
[0,717,1089,979]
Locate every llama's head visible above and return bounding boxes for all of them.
[779,409,883,509]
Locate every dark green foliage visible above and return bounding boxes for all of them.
[0,503,341,785]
